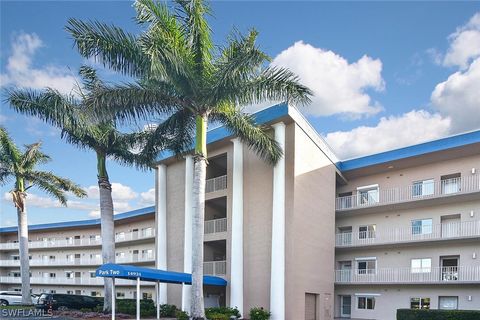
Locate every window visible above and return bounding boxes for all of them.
[116,292,125,298]
[413,179,434,197]
[89,271,96,278]
[359,225,376,239]
[357,185,379,205]
[90,253,101,260]
[439,296,458,310]
[411,258,432,273]
[411,219,432,235]
[410,298,430,309]
[65,271,74,279]
[50,290,56,294]
[116,232,125,241]
[142,249,153,259]
[356,258,376,274]
[357,296,375,310]
[141,227,153,237]
[441,173,461,194]
[66,291,74,295]
[49,273,56,278]
[89,235,100,241]
[143,292,152,299]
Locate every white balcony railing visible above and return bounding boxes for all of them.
[0,254,154,267]
[336,175,480,211]
[0,276,154,286]
[335,266,480,284]
[336,220,480,247]
[203,260,227,276]
[0,229,155,250]
[206,175,227,193]
[204,218,227,234]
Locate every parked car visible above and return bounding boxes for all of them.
[0,291,36,306]
[35,293,102,310]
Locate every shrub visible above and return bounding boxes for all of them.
[115,299,155,317]
[206,307,241,319]
[161,304,179,317]
[397,309,480,320]
[176,309,189,320]
[207,312,229,320]
[249,307,271,320]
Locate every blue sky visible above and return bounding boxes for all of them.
[1,1,479,226]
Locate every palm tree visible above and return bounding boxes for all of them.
[65,0,312,317]
[6,66,155,312]
[0,127,86,305]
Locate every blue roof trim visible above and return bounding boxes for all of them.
[96,263,227,286]
[0,206,155,233]
[338,130,480,172]
[156,103,289,162]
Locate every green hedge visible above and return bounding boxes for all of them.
[397,309,480,320]
[206,307,241,319]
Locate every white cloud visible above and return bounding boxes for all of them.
[2,192,96,211]
[84,182,138,201]
[443,12,480,69]
[270,41,384,118]
[88,201,133,218]
[0,32,77,94]
[325,110,452,159]
[139,188,155,206]
[431,57,480,133]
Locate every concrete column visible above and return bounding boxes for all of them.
[270,122,286,320]
[230,138,244,314]
[182,155,194,312]
[155,164,168,304]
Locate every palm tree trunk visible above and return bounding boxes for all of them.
[191,115,207,319]
[97,152,115,313]
[17,194,31,305]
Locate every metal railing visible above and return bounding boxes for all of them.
[205,175,227,193]
[335,266,480,284]
[0,254,155,267]
[0,276,154,286]
[336,176,480,211]
[336,220,480,247]
[0,229,155,250]
[203,260,227,276]
[204,218,227,234]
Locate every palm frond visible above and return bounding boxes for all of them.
[85,82,184,124]
[25,170,87,205]
[6,88,81,129]
[20,142,51,170]
[175,0,213,74]
[66,18,150,78]
[222,66,312,107]
[0,126,22,166]
[212,104,282,165]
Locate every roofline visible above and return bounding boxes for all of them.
[155,102,291,163]
[338,129,480,172]
[0,206,155,233]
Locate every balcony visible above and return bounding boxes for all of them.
[336,220,480,248]
[204,218,227,234]
[336,175,480,212]
[335,266,480,284]
[0,254,154,267]
[0,229,155,251]
[0,276,154,286]
[203,260,227,276]
[205,175,227,193]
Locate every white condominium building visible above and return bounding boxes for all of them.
[1,103,479,320]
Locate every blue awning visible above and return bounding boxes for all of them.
[96,263,227,286]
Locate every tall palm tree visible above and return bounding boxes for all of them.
[65,0,312,317]
[0,127,86,305]
[6,66,155,312]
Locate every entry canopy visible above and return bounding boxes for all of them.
[96,263,227,286]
